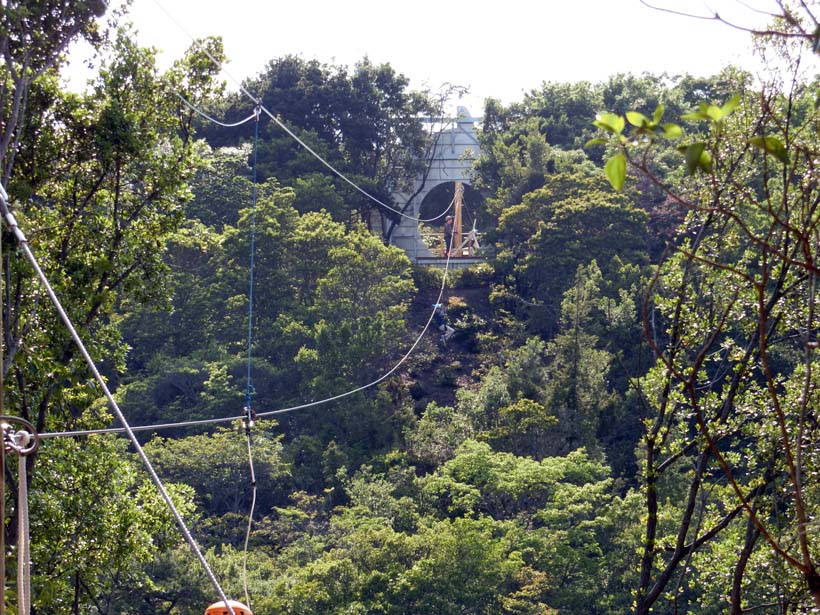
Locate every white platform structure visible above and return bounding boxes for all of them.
[390,107,481,263]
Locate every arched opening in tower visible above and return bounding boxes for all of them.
[417,181,484,256]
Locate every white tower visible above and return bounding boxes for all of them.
[390,107,481,262]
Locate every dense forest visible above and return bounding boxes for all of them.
[3,1,820,614]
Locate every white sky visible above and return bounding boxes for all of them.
[65,0,796,114]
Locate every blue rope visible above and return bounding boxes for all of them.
[244,107,261,425]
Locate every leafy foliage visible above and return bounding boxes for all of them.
[7,2,820,613]
[200,55,434,228]
[588,16,820,612]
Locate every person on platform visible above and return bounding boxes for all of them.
[443,215,454,256]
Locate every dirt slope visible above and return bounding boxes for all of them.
[402,284,496,413]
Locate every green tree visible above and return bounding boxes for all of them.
[0,24,227,614]
[397,517,542,615]
[476,115,599,228]
[591,6,820,609]
[480,81,602,157]
[185,144,255,229]
[261,468,559,615]
[493,172,648,335]
[202,55,434,230]
[450,338,557,460]
[418,440,618,612]
[0,0,107,181]
[145,422,289,519]
[541,263,622,456]
[29,436,196,614]
[120,173,418,483]
[4,29,225,432]
[405,401,477,469]
[296,226,415,391]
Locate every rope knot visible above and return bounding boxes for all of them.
[242,406,256,433]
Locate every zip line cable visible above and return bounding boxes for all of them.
[242,433,257,609]
[0,186,240,615]
[173,73,458,225]
[149,0,456,224]
[254,105,455,223]
[173,90,260,128]
[171,78,455,225]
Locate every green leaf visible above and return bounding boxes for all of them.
[661,123,683,139]
[749,135,789,164]
[652,104,665,124]
[594,112,625,135]
[705,104,722,122]
[626,111,650,128]
[584,137,607,148]
[720,95,741,117]
[683,142,707,175]
[681,97,739,126]
[681,110,709,122]
[604,152,627,190]
[682,102,717,122]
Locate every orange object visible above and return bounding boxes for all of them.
[204,600,253,615]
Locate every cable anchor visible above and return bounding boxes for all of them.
[242,406,256,435]
[0,417,38,456]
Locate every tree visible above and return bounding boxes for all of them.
[397,517,544,615]
[200,55,434,230]
[541,263,622,457]
[590,7,820,609]
[0,23,228,614]
[184,144,256,229]
[480,81,602,156]
[4,29,225,432]
[29,436,196,614]
[296,225,416,390]
[118,167,418,484]
[492,172,648,335]
[448,338,557,460]
[475,114,600,225]
[405,401,476,469]
[418,440,618,612]
[145,423,289,521]
[0,0,107,182]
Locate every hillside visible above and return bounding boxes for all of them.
[403,281,497,412]
[5,3,820,611]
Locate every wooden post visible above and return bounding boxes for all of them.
[454,181,464,257]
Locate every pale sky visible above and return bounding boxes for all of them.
[66,0,794,114]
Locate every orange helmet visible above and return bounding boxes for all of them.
[204,600,253,615]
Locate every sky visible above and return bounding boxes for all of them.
[66,0,793,115]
